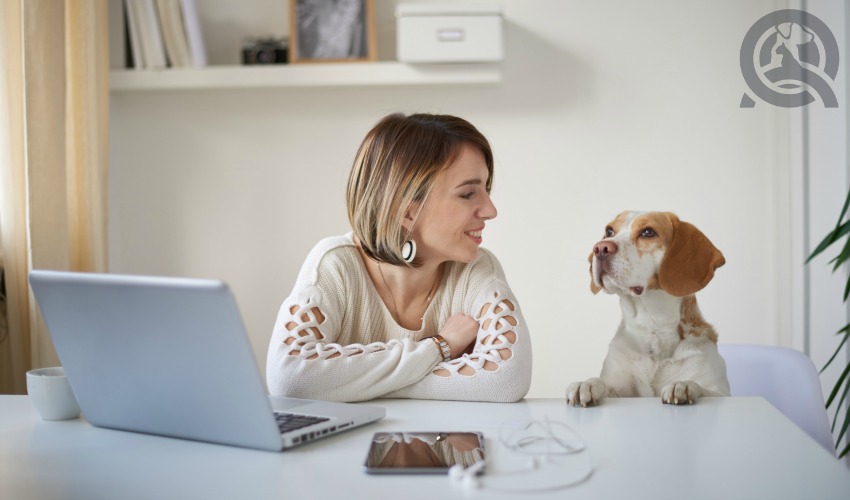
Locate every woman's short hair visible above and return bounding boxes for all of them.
[346,112,493,267]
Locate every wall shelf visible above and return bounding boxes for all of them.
[109,61,501,91]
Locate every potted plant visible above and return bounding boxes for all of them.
[808,188,850,458]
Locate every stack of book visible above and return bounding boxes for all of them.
[122,0,207,69]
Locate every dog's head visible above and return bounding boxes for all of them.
[589,211,725,297]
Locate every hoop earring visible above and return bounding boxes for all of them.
[401,240,417,263]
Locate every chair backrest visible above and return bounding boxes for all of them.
[718,344,835,456]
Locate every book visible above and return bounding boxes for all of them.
[108,0,127,69]
[179,0,207,67]
[138,0,167,68]
[155,0,191,67]
[127,0,167,69]
[123,0,144,69]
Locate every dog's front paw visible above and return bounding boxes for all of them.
[566,378,608,407]
[661,380,704,405]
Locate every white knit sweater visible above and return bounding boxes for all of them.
[266,233,532,403]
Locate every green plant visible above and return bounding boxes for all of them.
[808,188,850,458]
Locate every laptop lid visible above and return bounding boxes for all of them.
[28,270,381,451]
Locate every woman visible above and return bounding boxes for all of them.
[266,113,531,402]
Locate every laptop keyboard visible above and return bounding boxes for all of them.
[274,412,330,434]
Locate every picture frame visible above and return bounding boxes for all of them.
[289,0,377,63]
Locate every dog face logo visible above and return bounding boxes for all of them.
[740,9,839,108]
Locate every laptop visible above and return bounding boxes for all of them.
[28,270,385,451]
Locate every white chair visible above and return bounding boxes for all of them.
[718,344,835,456]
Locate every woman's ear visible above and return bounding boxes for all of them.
[657,219,725,297]
[401,202,420,232]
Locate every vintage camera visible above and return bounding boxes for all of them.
[242,37,289,65]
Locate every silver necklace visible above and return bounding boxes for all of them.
[378,263,441,324]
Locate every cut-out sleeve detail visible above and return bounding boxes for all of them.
[433,292,518,376]
[384,278,532,403]
[266,285,442,402]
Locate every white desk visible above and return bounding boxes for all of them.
[1,395,848,499]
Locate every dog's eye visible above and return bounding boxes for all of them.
[639,228,657,238]
[605,226,614,237]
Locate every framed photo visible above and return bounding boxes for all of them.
[289,0,377,63]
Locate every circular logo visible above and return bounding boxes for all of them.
[740,9,839,108]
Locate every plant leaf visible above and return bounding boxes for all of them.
[835,188,850,233]
[834,405,850,450]
[807,220,850,263]
[820,326,850,374]
[839,439,850,459]
[829,235,850,272]
[830,231,850,269]
[830,378,850,433]
[825,360,850,408]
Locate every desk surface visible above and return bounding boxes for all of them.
[1,395,848,500]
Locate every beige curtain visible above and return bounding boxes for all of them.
[0,0,109,394]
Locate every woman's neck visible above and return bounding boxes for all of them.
[356,243,444,329]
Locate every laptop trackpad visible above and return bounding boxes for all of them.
[268,396,312,411]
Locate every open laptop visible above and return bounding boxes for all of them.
[28,270,385,451]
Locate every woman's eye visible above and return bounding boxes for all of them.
[461,192,475,200]
[640,228,657,238]
[605,226,614,237]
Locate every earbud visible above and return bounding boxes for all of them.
[462,474,481,490]
[449,460,485,490]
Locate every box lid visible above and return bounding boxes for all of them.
[395,3,502,17]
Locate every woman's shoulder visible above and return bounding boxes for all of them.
[298,232,363,284]
[443,248,515,311]
[467,247,506,275]
[448,247,507,286]
[307,232,355,254]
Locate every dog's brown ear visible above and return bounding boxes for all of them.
[657,218,725,297]
[588,252,602,295]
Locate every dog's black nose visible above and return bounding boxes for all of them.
[594,240,618,259]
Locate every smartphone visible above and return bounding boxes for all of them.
[363,432,485,474]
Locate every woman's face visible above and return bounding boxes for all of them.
[410,143,497,264]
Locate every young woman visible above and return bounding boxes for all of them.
[266,113,531,402]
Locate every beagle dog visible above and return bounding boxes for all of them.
[566,211,730,406]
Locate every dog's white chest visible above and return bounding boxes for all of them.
[643,329,679,361]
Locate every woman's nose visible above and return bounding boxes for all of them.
[479,194,497,220]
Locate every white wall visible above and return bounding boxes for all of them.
[109,0,823,398]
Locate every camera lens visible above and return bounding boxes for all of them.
[257,49,275,64]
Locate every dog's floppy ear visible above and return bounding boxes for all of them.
[588,252,602,295]
[657,216,725,297]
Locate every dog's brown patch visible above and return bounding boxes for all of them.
[657,216,725,297]
[679,295,718,343]
[631,212,675,257]
[606,212,632,237]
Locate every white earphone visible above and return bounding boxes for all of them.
[448,418,595,493]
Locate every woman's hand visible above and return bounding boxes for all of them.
[439,314,478,358]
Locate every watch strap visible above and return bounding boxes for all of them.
[431,335,451,362]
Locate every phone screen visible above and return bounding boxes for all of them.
[364,432,485,474]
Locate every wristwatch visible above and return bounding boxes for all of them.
[431,335,451,362]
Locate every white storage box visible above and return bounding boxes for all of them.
[396,4,503,63]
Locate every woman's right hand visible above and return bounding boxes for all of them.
[438,314,478,358]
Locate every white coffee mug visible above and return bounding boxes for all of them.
[26,367,81,420]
